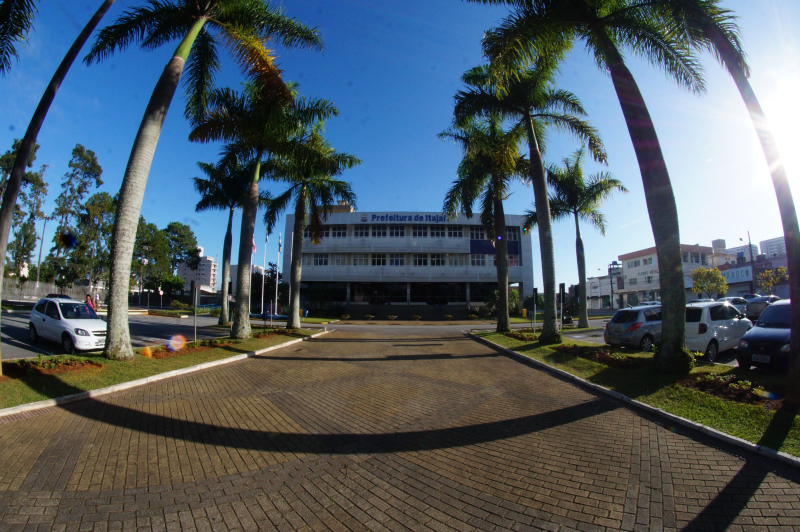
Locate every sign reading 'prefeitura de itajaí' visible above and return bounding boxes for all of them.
[365,213,446,223]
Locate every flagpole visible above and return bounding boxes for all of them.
[262,236,267,328]
[274,234,281,328]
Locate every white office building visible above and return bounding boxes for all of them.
[760,236,787,258]
[177,251,218,292]
[723,243,758,260]
[282,210,535,307]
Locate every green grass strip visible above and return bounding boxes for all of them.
[481,332,800,458]
[0,330,315,410]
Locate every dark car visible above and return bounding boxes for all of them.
[745,295,781,321]
[737,300,791,371]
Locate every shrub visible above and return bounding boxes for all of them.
[209,308,221,317]
[444,315,453,321]
[170,300,187,309]
[411,314,421,321]
[469,314,479,320]
[364,314,375,321]
[341,314,351,320]
[387,315,397,320]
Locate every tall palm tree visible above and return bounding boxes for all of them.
[190,83,340,337]
[0,0,115,375]
[468,0,705,369]
[441,115,528,333]
[661,0,800,400]
[453,58,606,341]
[262,125,360,330]
[525,149,627,328]
[84,0,322,360]
[0,0,37,75]
[193,155,268,325]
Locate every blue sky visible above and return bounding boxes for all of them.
[2,0,798,290]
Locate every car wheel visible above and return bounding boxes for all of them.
[705,340,718,362]
[29,324,38,344]
[62,334,75,355]
[639,335,654,352]
[737,357,751,370]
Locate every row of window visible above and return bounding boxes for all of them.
[682,252,708,265]
[626,257,654,269]
[303,225,520,241]
[626,276,655,286]
[301,253,521,267]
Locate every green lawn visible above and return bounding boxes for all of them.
[480,333,800,458]
[0,330,315,410]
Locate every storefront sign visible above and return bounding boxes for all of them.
[365,213,446,223]
[720,266,752,283]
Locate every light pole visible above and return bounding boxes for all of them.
[35,216,50,294]
[740,234,756,294]
[138,258,148,306]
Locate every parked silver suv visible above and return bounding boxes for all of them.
[604,305,662,351]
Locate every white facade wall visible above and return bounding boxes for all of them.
[282,211,535,303]
[760,236,787,258]
[724,244,758,259]
[177,255,218,292]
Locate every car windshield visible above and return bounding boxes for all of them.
[686,308,703,323]
[58,302,98,320]
[751,296,770,303]
[610,310,638,323]
[756,305,791,328]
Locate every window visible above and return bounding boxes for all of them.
[430,253,445,266]
[413,254,428,266]
[430,226,445,238]
[411,225,427,238]
[313,254,329,266]
[371,253,386,266]
[645,276,653,284]
[701,254,707,265]
[644,308,662,322]
[301,254,313,266]
[709,305,726,321]
[45,301,60,320]
[449,255,465,267]
[389,225,404,238]
[643,257,653,265]
[372,225,386,238]
[506,227,519,241]
[682,252,688,263]
[470,254,486,267]
[303,226,329,239]
[353,253,369,266]
[389,253,405,266]
[355,226,369,238]
[470,227,485,240]
[330,254,347,266]
[34,301,46,314]
[447,226,462,238]
[626,260,641,269]
[509,255,520,267]
[725,305,742,320]
[628,278,638,286]
[330,226,347,238]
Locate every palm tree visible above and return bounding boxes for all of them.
[441,115,528,333]
[190,83,340,337]
[0,0,116,375]
[453,58,606,341]
[526,149,627,328]
[262,126,360,330]
[84,0,322,360]
[0,0,38,75]
[468,0,705,369]
[660,0,800,400]
[193,155,268,325]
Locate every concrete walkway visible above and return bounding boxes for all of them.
[0,328,798,531]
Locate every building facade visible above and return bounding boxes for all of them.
[760,236,787,258]
[177,253,218,292]
[282,211,534,307]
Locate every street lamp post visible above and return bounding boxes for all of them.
[740,234,756,294]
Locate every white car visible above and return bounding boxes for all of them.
[717,297,748,313]
[685,301,752,361]
[29,297,107,353]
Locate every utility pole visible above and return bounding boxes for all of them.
[741,234,756,294]
[35,216,49,293]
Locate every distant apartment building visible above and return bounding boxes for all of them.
[760,236,786,258]
[722,243,758,260]
[177,249,218,292]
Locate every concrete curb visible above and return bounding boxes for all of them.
[0,329,331,420]
[469,333,800,472]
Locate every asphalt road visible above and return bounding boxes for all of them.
[0,312,236,360]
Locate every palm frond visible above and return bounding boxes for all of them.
[184,26,220,124]
[0,0,37,75]
[263,186,295,234]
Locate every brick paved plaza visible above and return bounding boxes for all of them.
[1,326,799,531]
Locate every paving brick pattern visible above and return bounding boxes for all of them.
[1,328,799,531]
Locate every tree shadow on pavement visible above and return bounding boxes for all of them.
[253,352,501,362]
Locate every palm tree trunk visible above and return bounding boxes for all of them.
[287,200,305,329]
[601,40,686,369]
[493,196,510,332]
[0,0,115,373]
[218,207,234,325]
[104,18,206,360]
[574,212,589,328]
[717,44,800,403]
[523,114,559,341]
[231,156,262,338]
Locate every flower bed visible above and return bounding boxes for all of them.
[12,355,103,376]
[681,373,782,408]
[551,343,652,369]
